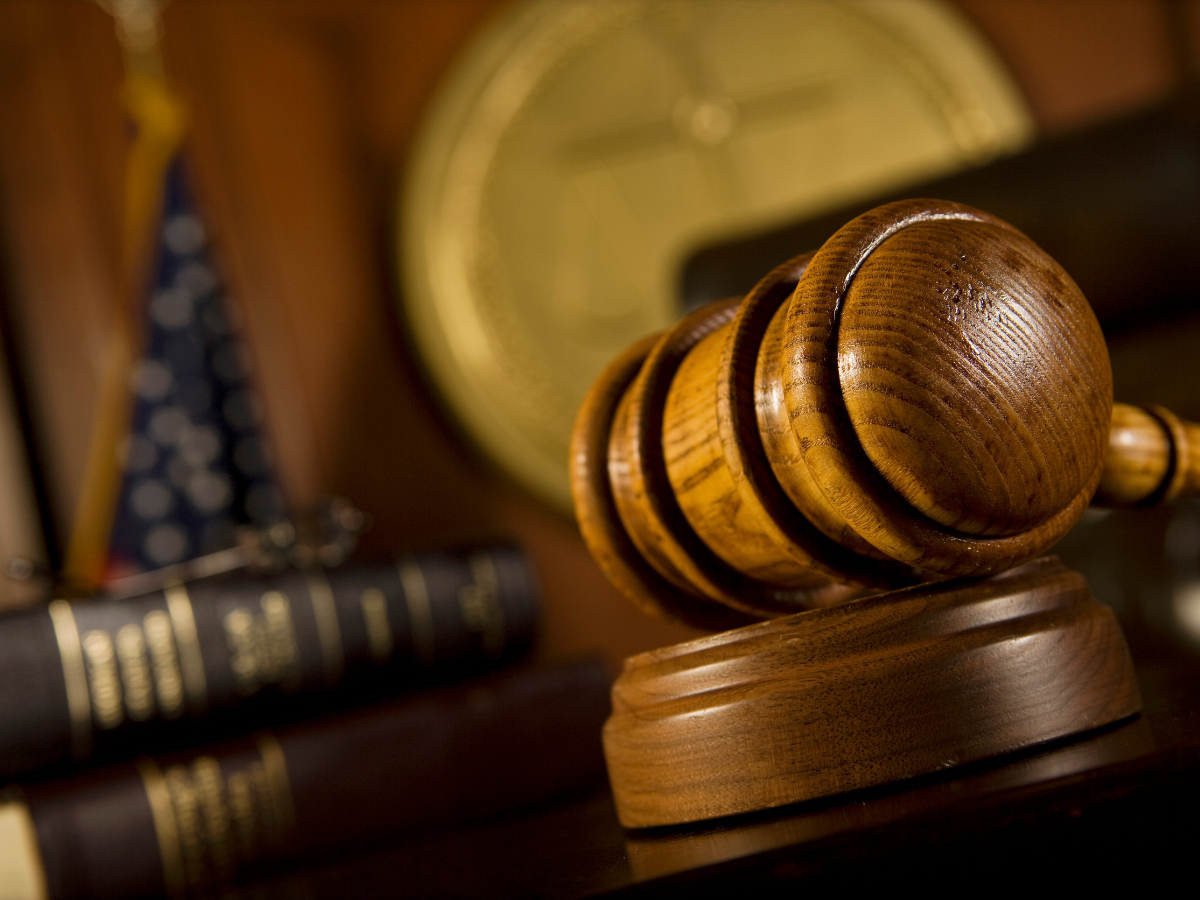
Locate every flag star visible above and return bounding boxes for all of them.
[162,213,206,255]
[106,159,287,577]
[151,286,195,328]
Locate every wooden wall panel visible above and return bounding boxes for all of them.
[958,0,1182,130]
[0,4,125,550]
[0,0,1196,666]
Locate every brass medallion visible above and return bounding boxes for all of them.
[399,0,1033,512]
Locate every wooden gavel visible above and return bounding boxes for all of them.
[573,199,1181,827]
[572,199,1200,629]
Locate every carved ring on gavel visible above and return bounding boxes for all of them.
[572,198,1200,628]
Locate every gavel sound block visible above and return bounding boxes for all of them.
[571,199,1200,828]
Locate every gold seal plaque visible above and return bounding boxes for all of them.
[400,0,1033,512]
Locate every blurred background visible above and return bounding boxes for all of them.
[1,0,1199,672]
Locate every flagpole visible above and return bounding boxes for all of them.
[64,0,186,589]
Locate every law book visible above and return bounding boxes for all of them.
[0,658,611,900]
[0,545,539,781]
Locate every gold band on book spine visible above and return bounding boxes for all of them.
[467,553,506,657]
[0,801,49,900]
[48,600,92,759]
[139,737,297,897]
[255,733,297,842]
[164,583,207,713]
[304,570,345,685]
[398,560,434,667]
[138,759,187,899]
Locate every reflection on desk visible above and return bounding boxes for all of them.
[245,643,1200,896]
[624,715,1156,881]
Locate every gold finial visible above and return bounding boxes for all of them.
[65,0,184,590]
[96,0,165,52]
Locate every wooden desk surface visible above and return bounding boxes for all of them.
[244,622,1200,896]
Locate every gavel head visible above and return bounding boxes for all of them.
[571,199,1112,627]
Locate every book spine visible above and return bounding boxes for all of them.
[8,659,609,900]
[0,546,539,780]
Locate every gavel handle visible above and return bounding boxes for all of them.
[1096,403,1200,506]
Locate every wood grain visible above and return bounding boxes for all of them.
[782,199,1109,577]
[604,557,1141,827]
[752,277,911,583]
[575,197,1200,620]
[607,301,741,604]
[667,254,909,595]
[606,296,863,620]
[1096,403,1200,506]
[571,333,754,632]
[837,219,1106,535]
[663,264,848,595]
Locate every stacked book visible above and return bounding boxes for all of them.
[0,546,611,899]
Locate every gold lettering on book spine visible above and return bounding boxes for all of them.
[224,608,257,694]
[225,769,259,860]
[360,587,393,662]
[223,592,301,695]
[165,584,207,713]
[460,554,506,657]
[48,600,92,759]
[260,593,299,688]
[304,570,345,685]
[81,630,123,729]
[398,560,435,667]
[143,610,184,718]
[115,623,155,721]
[165,763,203,888]
[192,757,234,883]
[138,760,186,900]
[138,737,297,897]
[255,733,296,847]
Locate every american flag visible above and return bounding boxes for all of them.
[105,158,284,580]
